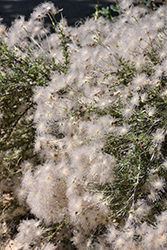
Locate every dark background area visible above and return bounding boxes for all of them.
[0,0,116,27]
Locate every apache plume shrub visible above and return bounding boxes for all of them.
[1,0,167,249]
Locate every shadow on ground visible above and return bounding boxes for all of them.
[0,0,116,27]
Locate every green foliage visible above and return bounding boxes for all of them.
[103,56,167,222]
[0,19,70,177]
[93,2,119,21]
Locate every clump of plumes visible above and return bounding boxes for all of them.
[105,209,167,250]
[16,219,43,249]
[15,219,56,249]
[20,162,67,225]
[1,0,167,249]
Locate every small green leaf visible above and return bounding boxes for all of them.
[110,4,119,13]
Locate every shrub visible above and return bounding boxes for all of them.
[1,1,167,249]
